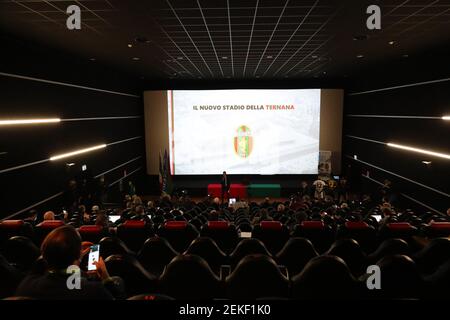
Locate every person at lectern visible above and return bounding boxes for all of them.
[221,171,230,204]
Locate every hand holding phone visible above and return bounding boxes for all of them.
[87,244,100,271]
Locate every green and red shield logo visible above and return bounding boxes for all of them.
[234,125,253,158]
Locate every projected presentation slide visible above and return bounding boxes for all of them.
[168,89,321,175]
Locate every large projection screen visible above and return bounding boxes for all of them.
[169,89,320,174]
[144,89,343,176]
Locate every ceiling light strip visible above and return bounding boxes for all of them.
[109,167,142,187]
[243,0,259,76]
[0,118,61,125]
[346,155,450,198]
[0,72,140,98]
[387,142,450,160]
[348,78,450,96]
[49,144,106,161]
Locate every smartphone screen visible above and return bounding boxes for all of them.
[87,244,100,271]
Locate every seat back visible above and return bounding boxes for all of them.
[252,221,290,255]
[105,254,158,297]
[200,221,239,254]
[291,221,334,253]
[157,221,199,252]
[229,238,271,269]
[226,254,289,299]
[184,237,227,275]
[325,239,367,277]
[337,221,377,253]
[0,220,33,244]
[117,220,153,252]
[159,254,222,299]
[292,255,361,299]
[34,220,64,245]
[137,237,178,276]
[275,237,318,277]
[0,236,40,271]
[78,225,108,243]
[423,222,450,238]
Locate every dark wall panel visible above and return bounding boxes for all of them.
[343,48,450,214]
[0,37,145,218]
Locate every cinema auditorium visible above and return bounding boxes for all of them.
[0,0,449,303]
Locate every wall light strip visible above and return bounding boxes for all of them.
[443,116,450,120]
[387,142,450,160]
[50,144,106,161]
[0,118,61,125]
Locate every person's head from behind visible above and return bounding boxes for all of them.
[78,205,86,214]
[95,212,108,228]
[135,205,144,216]
[213,197,220,206]
[223,171,226,176]
[91,205,100,214]
[41,226,81,271]
[43,211,55,221]
[277,204,285,212]
[209,209,219,221]
[260,209,269,220]
[446,208,450,217]
[301,180,308,188]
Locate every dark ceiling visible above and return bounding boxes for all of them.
[0,0,449,80]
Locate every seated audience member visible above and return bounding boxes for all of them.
[78,205,91,224]
[208,210,219,221]
[252,209,272,225]
[91,205,100,215]
[147,200,154,209]
[15,226,119,300]
[43,211,55,221]
[277,204,286,214]
[299,180,311,197]
[212,197,221,209]
[95,212,110,229]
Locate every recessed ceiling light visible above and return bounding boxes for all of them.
[421,161,432,165]
[402,54,409,58]
[442,116,450,120]
[177,57,183,60]
[127,44,133,48]
[323,71,327,74]
[357,54,364,58]
[66,163,76,167]
[266,55,273,59]
[388,40,395,45]
[222,56,228,59]
[311,55,318,59]
[255,75,260,78]
[89,58,96,61]
[132,57,140,61]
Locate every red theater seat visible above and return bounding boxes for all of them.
[0,220,33,244]
[78,225,108,243]
[337,221,377,253]
[117,220,153,252]
[252,221,289,255]
[34,220,64,245]
[201,221,239,254]
[424,222,450,238]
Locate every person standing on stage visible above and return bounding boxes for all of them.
[221,171,231,204]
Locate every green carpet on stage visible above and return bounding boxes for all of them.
[247,184,281,197]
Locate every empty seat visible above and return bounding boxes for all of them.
[379,222,418,242]
[375,255,424,299]
[413,238,450,275]
[423,222,450,238]
[184,237,228,275]
[229,238,271,269]
[34,220,64,245]
[99,237,134,259]
[252,221,290,255]
[0,236,40,271]
[0,220,33,244]
[336,221,377,253]
[157,221,199,252]
[291,221,334,253]
[117,220,153,252]
[200,221,239,254]
[159,254,222,299]
[226,254,289,299]
[276,237,318,277]
[292,255,361,299]
[78,225,109,244]
[137,237,178,276]
[0,254,23,299]
[104,254,158,297]
[368,238,410,264]
[325,239,367,277]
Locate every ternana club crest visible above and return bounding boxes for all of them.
[234,125,253,158]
